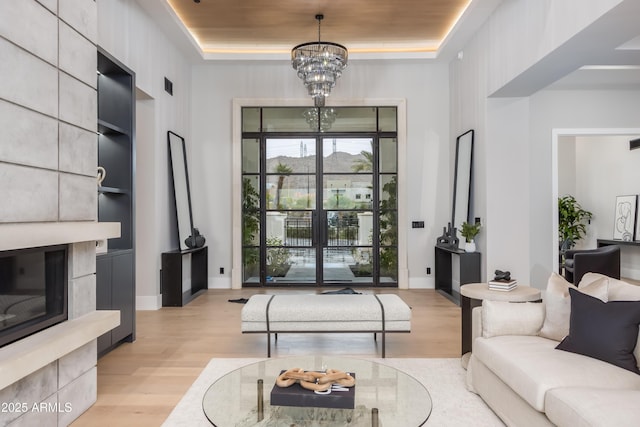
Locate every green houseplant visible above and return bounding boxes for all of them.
[460,221,481,252]
[558,195,593,252]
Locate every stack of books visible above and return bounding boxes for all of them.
[488,279,518,291]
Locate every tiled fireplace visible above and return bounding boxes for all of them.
[0,1,121,425]
[0,226,120,426]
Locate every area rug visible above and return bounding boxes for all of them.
[163,357,504,426]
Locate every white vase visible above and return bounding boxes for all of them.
[465,240,476,253]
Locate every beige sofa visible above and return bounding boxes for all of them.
[467,273,640,427]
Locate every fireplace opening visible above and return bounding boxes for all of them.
[0,245,68,348]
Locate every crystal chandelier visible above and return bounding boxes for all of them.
[291,15,348,107]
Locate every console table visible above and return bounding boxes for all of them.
[434,245,481,305]
[161,246,208,307]
[597,239,640,248]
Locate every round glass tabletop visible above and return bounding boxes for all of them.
[202,355,431,426]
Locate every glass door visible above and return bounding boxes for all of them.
[322,138,374,284]
[240,106,398,287]
[264,138,317,283]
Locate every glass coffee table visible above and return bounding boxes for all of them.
[202,355,432,426]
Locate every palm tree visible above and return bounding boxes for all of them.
[274,163,293,209]
[351,150,373,172]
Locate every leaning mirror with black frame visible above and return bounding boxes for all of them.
[168,131,195,251]
[452,130,474,246]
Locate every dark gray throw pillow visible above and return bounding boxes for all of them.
[556,288,640,374]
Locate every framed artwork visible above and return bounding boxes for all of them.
[613,195,637,241]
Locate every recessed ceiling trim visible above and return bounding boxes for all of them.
[165,0,475,60]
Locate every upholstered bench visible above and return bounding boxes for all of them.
[241,294,411,357]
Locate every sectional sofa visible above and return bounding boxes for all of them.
[467,273,640,426]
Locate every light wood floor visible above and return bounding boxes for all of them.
[71,288,461,426]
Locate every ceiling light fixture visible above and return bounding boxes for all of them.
[291,14,348,107]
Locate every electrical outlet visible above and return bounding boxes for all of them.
[426,267,431,275]
[219,267,224,274]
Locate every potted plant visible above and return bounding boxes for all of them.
[558,195,593,253]
[460,221,481,252]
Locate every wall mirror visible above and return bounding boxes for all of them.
[168,131,194,251]
[452,129,474,239]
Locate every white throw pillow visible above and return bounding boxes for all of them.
[482,300,545,338]
[539,272,608,341]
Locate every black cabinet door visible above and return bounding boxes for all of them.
[96,255,113,354]
[111,252,134,343]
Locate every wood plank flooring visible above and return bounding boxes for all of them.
[71,288,461,426]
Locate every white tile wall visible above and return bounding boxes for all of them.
[59,122,97,176]
[0,0,58,65]
[68,275,97,319]
[70,241,97,278]
[7,395,57,427]
[1,1,102,424]
[0,362,57,425]
[58,342,96,389]
[59,0,97,44]
[57,367,97,426]
[0,38,58,118]
[0,100,58,170]
[59,173,97,221]
[0,163,58,222]
[59,21,97,89]
[59,73,97,133]
[35,0,57,14]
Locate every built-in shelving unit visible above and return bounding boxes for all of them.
[96,48,135,356]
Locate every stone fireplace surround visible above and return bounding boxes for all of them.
[0,222,120,426]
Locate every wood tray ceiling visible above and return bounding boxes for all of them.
[167,0,470,54]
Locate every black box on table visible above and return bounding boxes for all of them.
[270,371,356,409]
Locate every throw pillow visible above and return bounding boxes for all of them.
[556,288,640,374]
[482,300,545,338]
[600,275,640,372]
[539,272,608,341]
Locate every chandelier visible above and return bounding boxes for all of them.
[291,14,348,107]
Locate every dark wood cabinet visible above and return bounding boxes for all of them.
[434,245,481,305]
[96,48,135,356]
[161,247,208,307]
[97,250,134,355]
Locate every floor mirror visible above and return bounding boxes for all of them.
[168,131,194,251]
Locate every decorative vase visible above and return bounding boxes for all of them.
[465,240,476,253]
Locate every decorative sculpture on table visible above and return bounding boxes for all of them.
[493,270,511,282]
[436,222,459,249]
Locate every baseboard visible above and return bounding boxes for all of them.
[208,277,232,289]
[136,295,162,310]
[409,277,435,289]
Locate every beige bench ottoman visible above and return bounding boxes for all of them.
[241,294,411,357]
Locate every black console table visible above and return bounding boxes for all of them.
[435,245,481,305]
[597,239,640,248]
[161,246,208,307]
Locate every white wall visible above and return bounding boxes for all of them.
[529,90,640,286]
[451,0,640,289]
[190,60,451,288]
[97,0,192,308]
